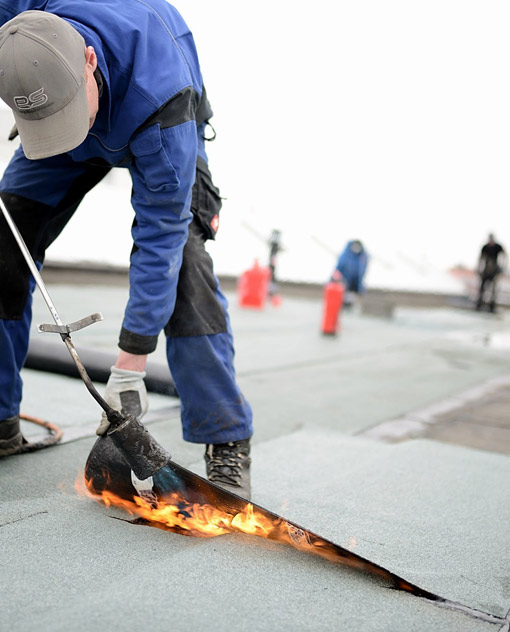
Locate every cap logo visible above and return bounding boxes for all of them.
[14,86,48,110]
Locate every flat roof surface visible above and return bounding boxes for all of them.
[1,284,509,631]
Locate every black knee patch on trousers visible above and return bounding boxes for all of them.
[164,221,228,338]
[0,193,55,319]
[0,164,111,320]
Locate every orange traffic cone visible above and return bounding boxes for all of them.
[321,281,345,335]
[238,260,271,309]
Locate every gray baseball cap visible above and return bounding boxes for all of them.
[0,11,89,160]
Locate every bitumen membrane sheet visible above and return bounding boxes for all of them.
[1,282,510,631]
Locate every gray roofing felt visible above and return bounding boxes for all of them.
[1,284,510,631]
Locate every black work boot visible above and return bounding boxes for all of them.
[0,416,25,457]
[205,439,251,499]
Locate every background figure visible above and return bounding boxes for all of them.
[476,233,507,312]
[331,239,369,307]
[267,229,283,300]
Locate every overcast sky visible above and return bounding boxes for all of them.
[174,0,510,283]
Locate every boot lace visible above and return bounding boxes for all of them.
[206,441,247,487]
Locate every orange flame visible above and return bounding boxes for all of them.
[74,471,401,587]
[76,471,280,539]
[75,470,324,558]
[75,473,436,599]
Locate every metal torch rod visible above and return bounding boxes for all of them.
[0,197,117,418]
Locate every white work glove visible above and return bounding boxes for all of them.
[96,366,148,436]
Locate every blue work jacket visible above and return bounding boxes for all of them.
[0,0,209,353]
[335,241,369,293]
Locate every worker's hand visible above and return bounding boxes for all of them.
[96,366,148,436]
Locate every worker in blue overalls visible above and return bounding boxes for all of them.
[331,239,369,307]
[0,2,253,498]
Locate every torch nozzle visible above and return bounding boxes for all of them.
[107,414,171,480]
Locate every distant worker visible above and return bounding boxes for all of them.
[267,229,283,302]
[331,240,369,307]
[476,233,507,312]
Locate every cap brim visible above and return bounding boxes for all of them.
[13,82,90,160]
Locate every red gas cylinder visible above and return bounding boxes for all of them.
[238,260,271,309]
[321,281,345,335]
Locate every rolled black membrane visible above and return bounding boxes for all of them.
[26,338,178,397]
